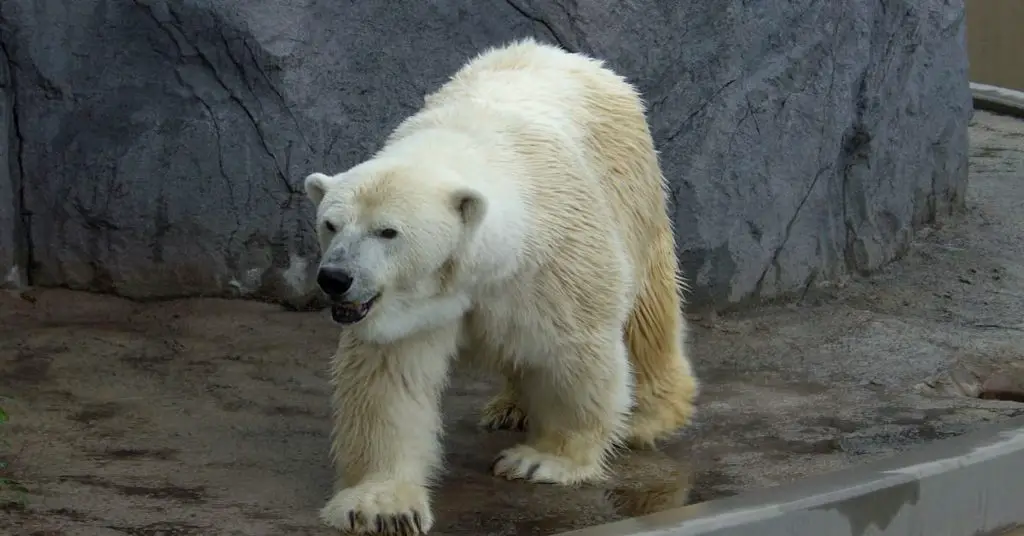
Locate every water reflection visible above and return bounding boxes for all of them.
[602,446,695,517]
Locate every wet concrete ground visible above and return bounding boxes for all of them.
[1,110,1023,535]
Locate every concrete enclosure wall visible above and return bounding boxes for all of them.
[0,1,971,308]
[967,0,1024,92]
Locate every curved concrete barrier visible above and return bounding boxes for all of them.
[557,416,1024,536]
[971,82,1024,119]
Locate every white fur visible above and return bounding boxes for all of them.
[306,38,697,534]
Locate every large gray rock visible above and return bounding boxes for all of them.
[0,0,970,308]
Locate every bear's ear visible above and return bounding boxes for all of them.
[452,188,486,228]
[304,172,335,207]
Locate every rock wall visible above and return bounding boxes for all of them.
[0,0,970,308]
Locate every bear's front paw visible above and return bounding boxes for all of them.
[319,480,433,535]
[490,444,605,485]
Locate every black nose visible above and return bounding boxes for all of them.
[317,267,353,296]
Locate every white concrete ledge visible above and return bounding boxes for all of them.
[557,416,1024,536]
[971,82,1024,118]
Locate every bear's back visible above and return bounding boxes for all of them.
[439,39,670,280]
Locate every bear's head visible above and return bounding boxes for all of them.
[304,162,486,327]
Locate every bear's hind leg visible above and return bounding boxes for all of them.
[624,229,699,448]
[490,335,632,485]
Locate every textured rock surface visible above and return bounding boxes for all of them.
[0,0,970,307]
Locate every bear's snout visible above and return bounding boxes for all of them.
[317,266,354,297]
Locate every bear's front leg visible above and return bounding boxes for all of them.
[491,335,632,485]
[320,331,456,535]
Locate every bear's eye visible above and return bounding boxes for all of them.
[324,221,337,233]
[377,228,399,239]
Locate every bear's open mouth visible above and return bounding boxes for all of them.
[330,294,380,325]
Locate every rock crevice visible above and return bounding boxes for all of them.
[1,34,30,288]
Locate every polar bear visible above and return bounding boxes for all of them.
[304,38,698,534]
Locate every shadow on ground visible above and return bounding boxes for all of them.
[1,111,1023,535]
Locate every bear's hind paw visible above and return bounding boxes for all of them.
[478,398,529,431]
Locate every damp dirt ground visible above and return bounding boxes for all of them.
[2,110,1023,536]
